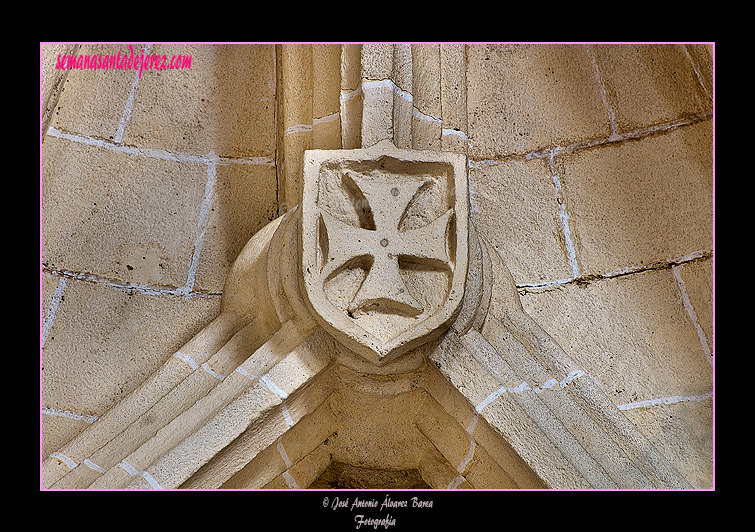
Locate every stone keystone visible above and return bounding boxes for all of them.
[300,140,469,366]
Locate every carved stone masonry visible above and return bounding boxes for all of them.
[300,140,468,365]
[42,140,694,490]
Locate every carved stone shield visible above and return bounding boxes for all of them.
[299,140,469,366]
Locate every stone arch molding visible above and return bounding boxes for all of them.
[42,139,693,490]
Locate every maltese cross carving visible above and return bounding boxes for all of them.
[300,141,469,366]
[320,172,453,317]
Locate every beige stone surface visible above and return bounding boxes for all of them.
[41,43,714,491]
[589,44,713,132]
[41,279,219,446]
[467,44,611,158]
[123,44,277,158]
[41,273,58,324]
[42,135,207,289]
[676,258,714,351]
[193,162,278,293]
[557,120,713,276]
[469,157,572,283]
[41,43,79,133]
[42,411,90,460]
[47,139,658,489]
[624,400,713,489]
[519,268,713,488]
[520,269,712,404]
[49,43,145,140]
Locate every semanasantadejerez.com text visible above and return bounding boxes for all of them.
[55,45,192,78]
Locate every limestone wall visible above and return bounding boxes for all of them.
[40,43,714,488]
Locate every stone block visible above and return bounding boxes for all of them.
[520,268,713,406]
[49,43,145,140]
[590,44,712,131]
[41,273,59,325]
[675,258,713,350]
[331,389,427,472]
[216,434,288,489]
[623,400,713,489]
[464,441,518,489]
[41,279,219,420]
[193,162,278,293]
[467,44,611,158]
[42,412,89,460]
[41,43,79,132]
[360,43,394,80]
[279,403,337,466]
[312,44,343,121]
[42,43,71,105]
[479,390,592,489]
[470,158,572,284]
[122,44,276,158]
[286,441,332,488]
[42,136,207,289]
[558,120,713,276]
[688,44,713,98]
[415,399,474,472]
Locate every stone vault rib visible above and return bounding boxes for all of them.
[119,324,330,489]
[186,377,339,489]
[42,311,250,488]
[494,307,692,489]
